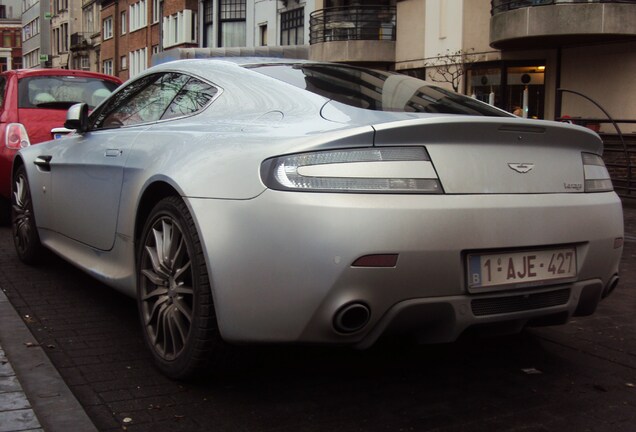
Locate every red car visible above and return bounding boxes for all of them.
[0,69,122,221]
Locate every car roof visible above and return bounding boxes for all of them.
[1,68,123,84]
[149,57,312,72]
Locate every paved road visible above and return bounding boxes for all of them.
[0,205,635,432]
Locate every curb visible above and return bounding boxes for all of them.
[0,288,98,432]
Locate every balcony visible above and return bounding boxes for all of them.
[309,5,396,64]
[70,32,93,50]
[490,0,636,49]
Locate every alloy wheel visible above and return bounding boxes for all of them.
[139,216,195,361]
[12,173,34,254]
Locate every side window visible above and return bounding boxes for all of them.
[92,72,189,129]
[161,77,218,120]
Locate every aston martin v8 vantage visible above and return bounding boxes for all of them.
[11,59,623,378]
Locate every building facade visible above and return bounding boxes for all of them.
[21,0,51,68]
[95,0,315,77]
[309,0,396,68]
[49,0,81,68]
[18,0,634,133]
[198,0,315,49]
[99,0,162,81]
[68,0,102,72]
[0,0,22,70]
[308,0,636,132]
[394,0,636,132]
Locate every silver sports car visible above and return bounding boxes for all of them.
[11,59,623,379]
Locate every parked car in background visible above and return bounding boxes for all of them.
[0,69,122,222]
[11,59,623,379]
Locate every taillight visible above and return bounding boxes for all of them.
[5,123,31,150]
[582,153,613,192]
[261,147,443,194]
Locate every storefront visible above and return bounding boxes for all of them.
[467,61,546,119]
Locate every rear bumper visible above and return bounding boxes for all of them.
[187,191,623,345]
[355,278,605,348]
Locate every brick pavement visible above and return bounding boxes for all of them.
[0,202,634,431]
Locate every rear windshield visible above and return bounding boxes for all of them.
[18,75,120,110]
[249,64,510,117]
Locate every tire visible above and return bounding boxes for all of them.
[12,165,43,264]
[137,196,224,379]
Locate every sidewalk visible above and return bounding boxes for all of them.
[0,288,97,432]
[0,201,634,432]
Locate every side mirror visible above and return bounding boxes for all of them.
[64,103,89,133]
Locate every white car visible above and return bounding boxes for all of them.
[11,59,623,378]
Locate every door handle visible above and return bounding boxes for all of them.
[105,149,123,157]
[34,155,52,171]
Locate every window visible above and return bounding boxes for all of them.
[18,75,119,109]
[130,0,148,32]
[103,17,113,40]
[129,47,148,78]
[80,56,89,70]
[251,64,509,117]
[203,0,213,47]
[121,11,127,34]
[95,73,189,128]
[54,0,68,14]
[22,18,39,41]
[280,8,304,46]
[22,48,40,69]
[83,6,94,34]
[259,24,267,46]
[218,0,246,47]
[103,59,113,75]
[163,10,197,48]
[152,0,161,23]
[52,27,59,55]
[92,73,217,129]
[162,77,217,119]
[22,0,39,13]
[60,23,68,53]
[121,55,127,70]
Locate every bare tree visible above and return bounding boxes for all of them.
[425,49,477,93]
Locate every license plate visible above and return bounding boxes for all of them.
[467,248,577,290]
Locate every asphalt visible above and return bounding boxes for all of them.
[0,199,635,432]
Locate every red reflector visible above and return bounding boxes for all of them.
[352,254,398,268]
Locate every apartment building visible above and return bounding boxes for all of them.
[310,0,636,129]
[96,0,314,76]
[309,0,396,68]
[198,0,314,49]
[49,0,80,68]
[68,1,101,71]
[21,0,51,68]
[308,0,636,131]
[0,0,21,70]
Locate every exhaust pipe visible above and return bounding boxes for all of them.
[602,275,619,299]
[333,302,370,334]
